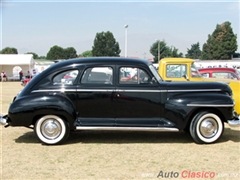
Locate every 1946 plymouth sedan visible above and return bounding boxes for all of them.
[1,57,239,145]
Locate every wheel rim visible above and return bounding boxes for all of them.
[199,118,218,138]
[41,119,62,140]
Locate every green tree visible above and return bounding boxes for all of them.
[38,56,46,59]
[201,21,238,60]
[150,40,183,63]
[81,50,92,57]
[185,42,202,59]
[0,47,18,54]
[92,31,121,56]
[64,47,77,59]
[26,52,38,59]
[46,45,65,60]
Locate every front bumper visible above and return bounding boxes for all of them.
[0,114,9,127]
[228,111,240,127]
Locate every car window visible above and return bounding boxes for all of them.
[81,67,113,84]
[201,73,210,78]
[166,64,186,78]
[212,72,231,79]
[119,67,150,84]
[53,70,79,85]
[191,63,201,77]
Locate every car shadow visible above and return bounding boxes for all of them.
[14,127,240,145]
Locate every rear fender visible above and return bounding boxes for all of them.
[8,93,76,129]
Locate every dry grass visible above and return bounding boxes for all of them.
[0,82,240,180]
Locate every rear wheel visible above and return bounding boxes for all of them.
[190,111,224,144]
[34,115,69,145]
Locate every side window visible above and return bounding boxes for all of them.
[201,73,210,78]
[53,70,79,85]
[119,67,150,84]
[212,72,227,79]
[166,64,186,78]
[81,67,113,84]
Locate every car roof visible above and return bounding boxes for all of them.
[160,58,194,63]
[199,67,237,72]
[49,57,152,70]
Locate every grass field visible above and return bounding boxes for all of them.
[0,82,240,180]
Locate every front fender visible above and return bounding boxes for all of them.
[8,93,76,129]
[165,93,234,129]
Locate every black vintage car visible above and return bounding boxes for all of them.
[0,57,239,145]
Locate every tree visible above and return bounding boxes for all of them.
[201,21,238,60]
[185,42,202,59]
[92,31,121,56]
[46,45,65,60]
[81,50,92,57]
[38,56,46,59]
[64,47,77,59]
[0,47,18,54]
[26,52,39,59]
[150,40,183,63]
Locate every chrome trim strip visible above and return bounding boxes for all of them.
[32,88,222,93]
[168,89,221,92]
[76,126,179,132]
[77,89,114,92]
[117,89,162,92]
[187,104,234,107]
[32,89,76,93]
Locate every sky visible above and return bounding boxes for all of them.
[0,0,239,59]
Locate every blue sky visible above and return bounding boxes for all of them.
[1,0,239,59]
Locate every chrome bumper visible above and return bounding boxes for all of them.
[228,119,240,127]
[228,112,240,127]
[0,114,8,127]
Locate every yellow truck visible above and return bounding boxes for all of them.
[158,58,240,120]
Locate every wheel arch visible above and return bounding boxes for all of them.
[184,107,226,131]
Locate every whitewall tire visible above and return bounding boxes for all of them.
[34,115,69,145]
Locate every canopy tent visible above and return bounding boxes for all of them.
[0,54,35,80]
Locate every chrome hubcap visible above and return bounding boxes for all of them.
[200,118,218,138]
[41,119,61,140]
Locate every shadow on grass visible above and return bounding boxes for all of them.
[14,127,240,145]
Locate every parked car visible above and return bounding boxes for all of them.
[198,67,240,80]
[1,57,239,145]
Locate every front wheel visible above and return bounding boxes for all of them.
[34,115,70,145]
[190,111,224,144]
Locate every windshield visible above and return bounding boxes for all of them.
[149,64,162,81]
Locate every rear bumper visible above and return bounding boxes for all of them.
[0,114,9,127]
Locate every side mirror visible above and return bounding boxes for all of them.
[182,74,189,81]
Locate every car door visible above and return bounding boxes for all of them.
[115,66,164,127]
[76,66,116,126]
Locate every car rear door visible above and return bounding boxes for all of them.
[76,66,116,126]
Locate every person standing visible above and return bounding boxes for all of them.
[1,70,7,81]
[19,70,23,81]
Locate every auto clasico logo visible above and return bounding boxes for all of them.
[157,170,215,178]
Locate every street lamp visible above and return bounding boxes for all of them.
[124,24,128,57]
[156,39,160,62]
[158,40,160,62]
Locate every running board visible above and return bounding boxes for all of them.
[76,126,179,132]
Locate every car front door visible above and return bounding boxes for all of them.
[115,66,164,127]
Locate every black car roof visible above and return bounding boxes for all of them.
[49,57,152,70]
